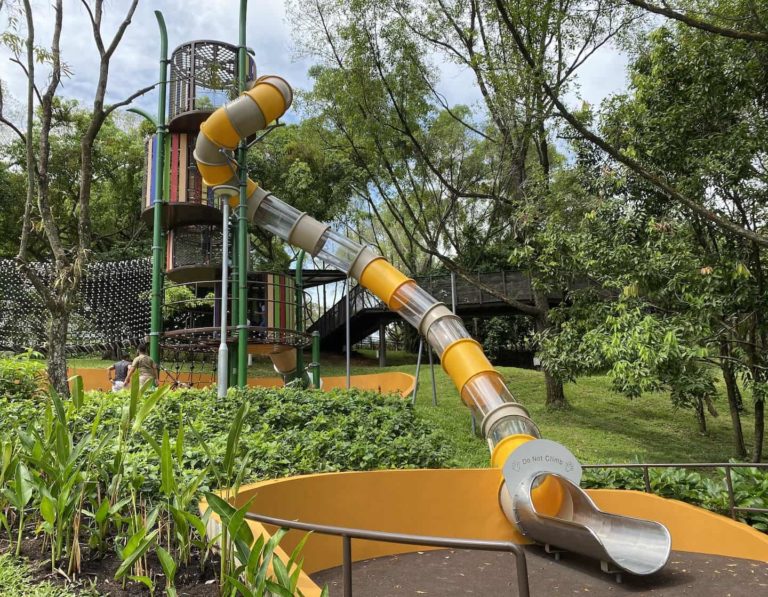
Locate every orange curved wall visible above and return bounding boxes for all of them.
[321,372,416,397]
[67,368,414,397]
[204,469,768,596]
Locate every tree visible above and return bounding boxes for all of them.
[246,119,360,268]
[0,161,25,258]
[291,0,636,408]
[0,0,153,394]
[494,0,768,246]
[537,8,767,459]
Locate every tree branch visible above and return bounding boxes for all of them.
[494,0,768,247]
[625,0,768,42]
[0,83,27,143]
[9,58,42,104]
[103,83,158,117]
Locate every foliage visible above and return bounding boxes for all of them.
[582,465,768,531]
[60,385,449,499]
[478,316,534,362]
[534,2,768,455]
[205,493,327,597]
[0,377,447,590]
[0,162,27,259]
[1,100,149,261]
[0,352,46,402]
[0,552,76,597]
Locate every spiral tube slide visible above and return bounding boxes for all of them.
[194,75,671,576]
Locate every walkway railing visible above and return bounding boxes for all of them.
[582,462,768,521]
[244,511,531,597]
[308,283,383,339]
[307,269,551,342]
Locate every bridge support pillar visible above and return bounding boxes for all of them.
[378,321,387,367]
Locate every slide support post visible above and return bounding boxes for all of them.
[236,0,249,387]
[217,200,230,398]
[149,10,168,370]
[295,250,306,385]
[311,330,321,388]
[345,277,351,389]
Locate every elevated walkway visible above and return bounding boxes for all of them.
[308,270,562,351]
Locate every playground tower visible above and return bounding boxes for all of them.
[138,11,311,390]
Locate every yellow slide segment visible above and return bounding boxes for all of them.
[194,74,559,520]
[195,73,675,577]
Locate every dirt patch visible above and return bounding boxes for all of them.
[2,536,220,596]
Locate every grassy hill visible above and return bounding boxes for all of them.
[72,350,756,467]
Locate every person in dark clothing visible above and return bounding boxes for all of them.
[108,354,131,391]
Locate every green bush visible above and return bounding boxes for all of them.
[0,382,449,590]
[2,385,450,502]
[0,351,45,403]
[582,465,768,531]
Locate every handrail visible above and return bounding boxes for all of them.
[582,462,768,520]
[244,511,530,597]
[308,269,554,340]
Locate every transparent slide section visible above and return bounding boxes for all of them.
[193,75,672,577]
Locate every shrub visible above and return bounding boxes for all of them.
[0,382,448,591]
[582,465,768,531]
[2,385,450,504]
[0,351,45,403]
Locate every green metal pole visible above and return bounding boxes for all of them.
[311,331,321,388]
[229,234,238,387]
[236,0,249,387]
[149,10,168,371]
[295,250,306,386]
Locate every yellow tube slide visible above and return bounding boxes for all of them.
[194,74,559,517]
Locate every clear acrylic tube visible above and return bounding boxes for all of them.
[315,229,363,272]
[427,316,470,355]
[461,371,517,415]
[488,415,541,449]
[389,282,437,329]
[253,195,302,240]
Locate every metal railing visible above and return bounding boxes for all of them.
[582,462,768,520]
[308,269,561,342]
[244,511,530,597]
[308,283,384,338]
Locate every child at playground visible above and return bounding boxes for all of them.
[107,354,131,391]
[125,342,159,389]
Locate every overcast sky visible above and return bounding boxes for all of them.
[0,0,629,126]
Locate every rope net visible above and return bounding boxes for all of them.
[0,258,152,354]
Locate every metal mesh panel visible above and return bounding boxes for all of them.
[169,40,256,119]
[0,259,152,352]
[170,225,223,269]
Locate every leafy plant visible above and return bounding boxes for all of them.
[0,351,45,403]
[582,464,768,531]
[205,492,323,597]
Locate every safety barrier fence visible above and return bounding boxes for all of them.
[244,510,531,597]
[581,462,768,521]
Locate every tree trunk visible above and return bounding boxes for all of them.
[694,396,707,434]
[533,289,567,409]
[754,398,765,463]
[544,369,567,409]
[720,344,747,458]
[47,306,70,397]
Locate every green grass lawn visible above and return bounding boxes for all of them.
[71,350,756,468]
[0,553,77,597]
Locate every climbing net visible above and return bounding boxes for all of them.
[0,258,152,354]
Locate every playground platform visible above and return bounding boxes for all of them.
[203,469,768,597]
